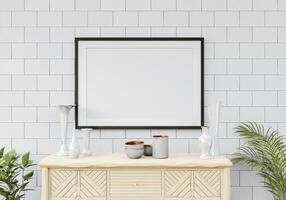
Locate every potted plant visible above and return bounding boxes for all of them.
[0,148,34,200]
[232,122,286,200]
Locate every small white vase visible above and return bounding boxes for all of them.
[69,129,80,159]
[199,126,212,160]
[81,128,92,157]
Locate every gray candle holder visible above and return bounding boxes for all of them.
[152,135,169,159]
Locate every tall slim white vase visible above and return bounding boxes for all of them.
[81,128,93,157]
[208,101,221,157]
[56,105,74,156]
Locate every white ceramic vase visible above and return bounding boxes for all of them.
[81,128,93,157]
[199,126,212,159]
[208,101,221,156]
[56,105,74,156]
[69,129,80,158]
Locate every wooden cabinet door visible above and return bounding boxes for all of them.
[193,170,221,200]
[49,169,106,200]
[164,169,221,200]
[164,170,192,199]
[79,170,107,199]
[49,169,78,200]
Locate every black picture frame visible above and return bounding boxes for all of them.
[75,37,204,129]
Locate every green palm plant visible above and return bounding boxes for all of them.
[232,122,286,200]
[0,148,34,200]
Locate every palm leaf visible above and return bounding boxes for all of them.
[232,122,286,200]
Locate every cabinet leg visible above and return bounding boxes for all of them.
[222,168,231,200]
[41,168,49,200]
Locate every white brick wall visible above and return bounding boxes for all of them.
[0,0,284,199]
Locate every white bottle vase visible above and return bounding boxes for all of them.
[208,101,221,156]
[81,128,93,157]
[56,105,74,156]
[199,126,212,160]
[69,129,80,158]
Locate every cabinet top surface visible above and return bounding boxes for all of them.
[39,154,232,168]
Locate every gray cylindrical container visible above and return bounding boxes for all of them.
[152,135,169,159]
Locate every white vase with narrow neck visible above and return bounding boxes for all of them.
[69,129,80,158]
[81,128,93,157]
[199,126,212,160]
[208,101,221,156]
[56,105,74,156]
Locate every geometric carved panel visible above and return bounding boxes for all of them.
[165,170,192,198]
[165,170,221,200]
[50,170,78,199]
[49,169,106,200]
[193,170,221,199]
[79,170,106,198]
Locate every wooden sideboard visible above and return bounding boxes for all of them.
[39,154,232,200]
